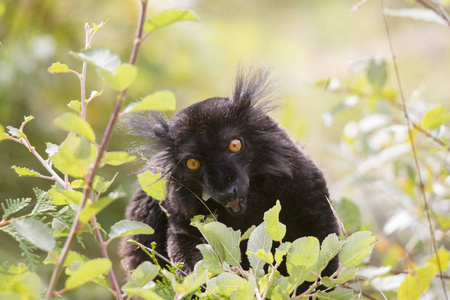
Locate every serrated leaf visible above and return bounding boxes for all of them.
[286,237,319,286]
[79,197,115,223]
[275,242,292,263]
[47,188,84,205]
[213,272,247,297]
[144,9,199,33]
[21,115,34,128]
[13,218,55,252]
[264,200,286,242]
[334,198,361,233]
[421,105,450,131]
[7,125,27,139]
[71,48,121,73]
[98,63,137,91]
[65,258,112,290]
[339,231,375,268]
[196,244,222,276]
[0,124,9,141]
[425,248,450,271]
[67,100,81,113]
[123,90,176,114]
[102,151,136,166]
[11,166,43,178]
[137,170,167,201]
[50,132,98,178]
[192,221,241,266]
[45,142,59,157]
[108,220,154,240]
[398,264,436,300]
[88,89,103,101]
[255,249,274,265]
[1,198,32,219]
[48,62,70,74]
[247,223,272,272]
[383,7,447,26]
[309,233,342,280]
[54,112,96,143]
[315,288,354,300]
[240,224,256,241]
[44,249,88,267]
[122,261,159,291]
[367,58,387,88]
[125,288,165,300]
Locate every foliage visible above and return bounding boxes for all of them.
[1,1,449,300]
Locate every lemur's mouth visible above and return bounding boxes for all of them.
[226,197,246,214]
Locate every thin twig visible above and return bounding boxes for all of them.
[45,1,149,298]
[416,0,450,26]
[380,1,449,299]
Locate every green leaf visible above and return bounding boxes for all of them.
[1,198,31,219]
[125,288,165,300]
[11,166,43,178]
[286,237,319,285]
[247,223,272,272]
[425,248,450,271]
[88,89,103,101]
[71,48,121,73]
[54,112,96,143]
[144,9,199,33]
[383,8,447,26]
[398,264,436,300]
[137,170,167,201]
[50,132,98,178]
[67,100,81,113]
[79,196,116,223]
[123,90,177,114]
[367,58,387,88]
[122,261,159,291]
[48,62,70,74]
[213,272,247,297]
[255,249,274,265]
[0,264,42,300]
[47,188,84,205]
[65,258,112,290]
[315,288,354,300]
[339,231,375,268]
[21,115,34,128]
[264,200,286,242]
[421,105,450,130]
[13,218,55,252]
[192,221,241,266]
[334,198,361,233]
[45,142,59,157]
[98,63,138,91]
[108,220,154,240]
[196,244,223,276]
[0,124,9,141]
[275,242,292,264]
[102,151,136,166]
[312,233,342,276]
[7,126,27,139]
[44,249,88,267]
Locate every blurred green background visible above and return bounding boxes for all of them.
[1,0,449,298]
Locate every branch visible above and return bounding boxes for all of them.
[380,1,449,299]
[416,0,450,27]
[45,1,149,299]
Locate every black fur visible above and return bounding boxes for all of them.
[121,67,339,281]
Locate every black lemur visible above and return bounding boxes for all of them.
[121,67,339,279]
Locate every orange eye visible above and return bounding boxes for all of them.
[186,158,201,170]
[229,139,242,153]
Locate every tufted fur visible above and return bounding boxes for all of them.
[121,67,339,282]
